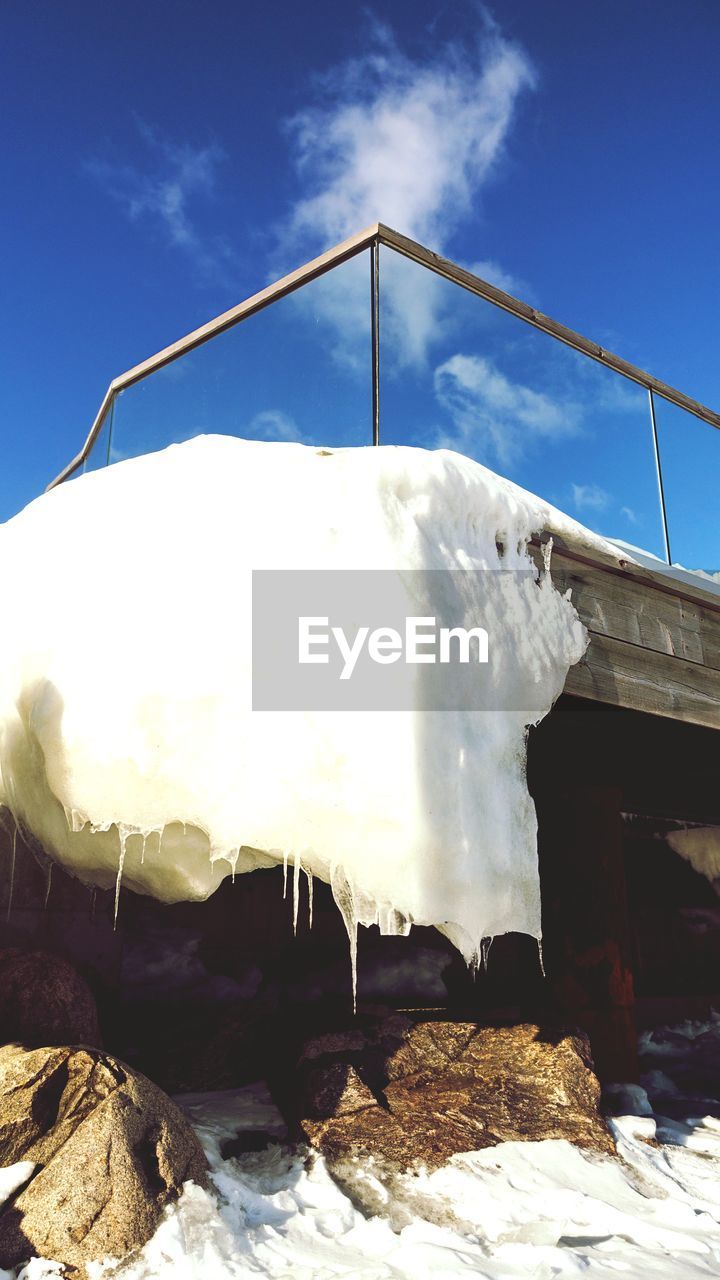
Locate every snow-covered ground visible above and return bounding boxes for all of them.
[3,1015,720,1279]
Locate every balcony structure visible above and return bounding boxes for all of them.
[50,222,720,732]
[24,225,719,1079]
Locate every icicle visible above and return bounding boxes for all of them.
[331,865,359,1012]
[292,852,302,934]
[348,921,358,1013]
[44,862,53,909]
[306,867,314,930]
[480,936,493,972]
[140,833,147,865]
[6,825,17,922]
[114,828,128,929]
[537,937,546,978]
[66,807,86,834]
[282,850,289,900]
[90,887,97,922]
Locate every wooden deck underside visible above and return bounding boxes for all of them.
[534,539,720,730]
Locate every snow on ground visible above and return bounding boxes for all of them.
[0,436,615,978]
[2,1015,720,1277]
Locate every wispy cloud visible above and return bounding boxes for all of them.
[571,482,612,513]
[247,409,303,443]
[434,353,580,464]
[468,259,528,298]
[87,118,235,279]
[286,20,535,248]
[281,17,536,367]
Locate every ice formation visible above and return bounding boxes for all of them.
[666,826,720,890]
[0,436,616,974]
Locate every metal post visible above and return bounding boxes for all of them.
[104,394,116,468]
[370,239,380,446]
[648,389,672,565]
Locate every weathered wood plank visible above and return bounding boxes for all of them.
[565,632,720,728]
[537,533,720,611]
[548,553,720,672]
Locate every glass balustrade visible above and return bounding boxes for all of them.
[61,231,718,582]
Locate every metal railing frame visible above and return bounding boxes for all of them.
[48,223,720,564]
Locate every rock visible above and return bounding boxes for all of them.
[0,948,101,1047]
[298,1016,615,1177]
[0,1043,208,1272]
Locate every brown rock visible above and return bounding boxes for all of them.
[0,949,101,1047]
[0,1043,208,1272]
[299,1017,615,1177]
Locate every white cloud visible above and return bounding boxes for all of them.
[247,410,303,443]
[434,353,580,464]
[620,505,638,524]
[286,24,535,248]
[281,20,536,368]
[572,483,612,513]
[88,118,235,279]
[468,259,527,297]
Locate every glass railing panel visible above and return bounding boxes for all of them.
[109,250,372,464]
[82,399,115,472]
[379,246,666,559]
[653,396,720,576]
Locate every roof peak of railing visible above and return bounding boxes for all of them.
[48,221,719,490]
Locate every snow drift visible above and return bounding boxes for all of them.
[0,436,612,973]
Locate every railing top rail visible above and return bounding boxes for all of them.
[48,223,380,488]
[377,225,720,431]
[47,221,719,490]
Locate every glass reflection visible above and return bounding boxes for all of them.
[110,250,372,464]
[83,399,114,472]
[379,246,666,559]
[653,396,719,574]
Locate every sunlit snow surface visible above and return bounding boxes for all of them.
[666,827,720,889]
[3,1018,720,1280]
[0,436,611,971]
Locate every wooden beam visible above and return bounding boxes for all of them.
[565,632,720,729]
[544,549,720,673]
[527,541,720,727]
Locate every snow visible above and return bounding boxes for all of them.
[77,1029,720,1279]
[0,436,613,978]
[609,540,720,597]
[2,1015,720,1277]
[666,827,720,889]
[0,1162,35,1210]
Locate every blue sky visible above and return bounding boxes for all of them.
[1,0,718,568]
